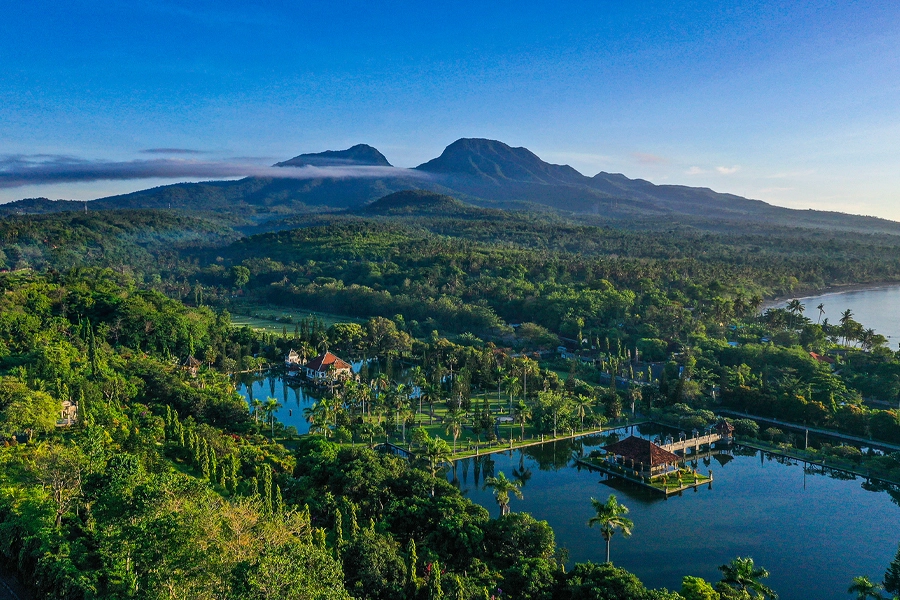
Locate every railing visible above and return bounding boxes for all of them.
[660,433,724,453]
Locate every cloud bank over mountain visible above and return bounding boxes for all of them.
[0,155,424,189]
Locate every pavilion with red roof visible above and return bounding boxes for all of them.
[602,435,681,479]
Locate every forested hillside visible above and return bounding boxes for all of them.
[2,189,900,598]
[7,139,900,236]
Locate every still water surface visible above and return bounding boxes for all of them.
[235,372,323,434]
[773,284,900,344]
[238,374,900,599]
[451,425,900,600]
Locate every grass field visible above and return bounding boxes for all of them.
[229,302,365,333]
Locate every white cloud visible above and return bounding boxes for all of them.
[0,154,426,189]
[716,165,740,175]
[685,166,706,175]
[631,152,668,165]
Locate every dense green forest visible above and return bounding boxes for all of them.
[3,195,900,598]
[0,269,774,599]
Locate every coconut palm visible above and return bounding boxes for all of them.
[588,494,634,564]
[816,303,825,324]
[513,402,531,440]
[397,407,415,442]
[717,557,778,600]
[574,395,594,428]
[483,471,523,515]
[840,309,855,346]
[250,398,263,424]
[749,295,763,313]
[408,365,426,414]
[421,383,441,424]
[502,374,521,414]
[263,397,282,437]
[443,409,465,453]
[421,437,452,482]
[786,299,804,329]
[304,401,331,438]
[357,421,380,448]
[848,576,883,600]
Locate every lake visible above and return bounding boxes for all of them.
[772,284,900,345]
[450,425,900,600]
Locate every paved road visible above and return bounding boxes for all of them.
[718,409,900,452]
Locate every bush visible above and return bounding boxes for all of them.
[760,427,784,442]
[732,419,760,438]
[822,444,863,462]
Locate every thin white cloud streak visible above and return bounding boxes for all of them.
[685,166,706,175]
[631,152,668,165]
[715,165,740,174]
[0,155,426,189]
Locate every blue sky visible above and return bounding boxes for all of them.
[1,1,899,218]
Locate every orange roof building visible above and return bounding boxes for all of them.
[304,351,352,380]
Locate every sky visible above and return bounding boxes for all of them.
[1,1,899,218]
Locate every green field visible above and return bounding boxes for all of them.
[229,302,365,332]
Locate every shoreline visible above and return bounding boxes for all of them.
[760,280,900,311]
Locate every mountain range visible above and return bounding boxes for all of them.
[4,138,898,234]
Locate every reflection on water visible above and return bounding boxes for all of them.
[450,425,900,600]
[235,372,324,434]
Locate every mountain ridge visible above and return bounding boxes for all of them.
[274,144,392,167]
[3,138,899,236]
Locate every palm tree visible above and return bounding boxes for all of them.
[847,576,883,600]
[421,437,452,488]
[574,395,593,429]
[397,407,415,443]
[358,421,380,448]
[250,398,263,424]
[483,471,523,515]
[421,383,440,424]
[786,299,804,330]
[588,494,634,564]
[816,303,825,324]
[264,397,281,437]
[840,309,855,346]
[304,401,331,438]
[502,374,520,415]
[513,402,531,440]
[717,557,778,600]
[408,365,426,415]
[443,409,465,453]
[749,295,763,314]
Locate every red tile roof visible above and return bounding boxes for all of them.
[603,435,680,467]
[809,352,835,364]
[305,351,352,373]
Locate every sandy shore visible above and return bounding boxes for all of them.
[761,280,900,311]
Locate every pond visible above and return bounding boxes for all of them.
[235,360,415,434]
[450,424,900,600]
[772,283,900,344]
[235,371,323,434]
